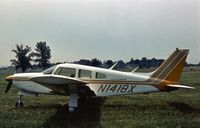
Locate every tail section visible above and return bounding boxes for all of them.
[147,48,194,90]
[150,48,189,84]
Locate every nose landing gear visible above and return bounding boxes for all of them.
[15,95,24,109]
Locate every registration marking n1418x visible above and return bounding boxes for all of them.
[97,84,137,94]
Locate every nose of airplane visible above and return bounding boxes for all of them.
[5,75,14,94]
[5,75,14,82]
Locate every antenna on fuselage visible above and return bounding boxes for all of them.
[66,61,73,64]
[109,62,118,70]
[131,66,139,73]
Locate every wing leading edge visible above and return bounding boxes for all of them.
[29,75,91,95]
[30,75,87,85]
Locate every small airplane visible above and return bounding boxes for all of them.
[5,48,194,112]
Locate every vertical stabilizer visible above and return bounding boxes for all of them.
[150,48,189,83]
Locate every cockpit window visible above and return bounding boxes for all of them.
[43,66,56,74]
[54,67,76,78]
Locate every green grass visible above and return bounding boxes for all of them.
[0,69,200,128]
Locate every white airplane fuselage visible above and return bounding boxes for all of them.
[11,64,159,97]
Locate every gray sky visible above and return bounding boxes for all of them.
[0,0,199,66]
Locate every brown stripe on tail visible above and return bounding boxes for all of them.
[149,48,189,84]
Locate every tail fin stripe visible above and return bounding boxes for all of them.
[161,52,188,82]
[151,50,183,83]
[148,49,189,84]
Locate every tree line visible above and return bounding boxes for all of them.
[73,58,165,69]
[11,42,196,72]
[11,41,51,72]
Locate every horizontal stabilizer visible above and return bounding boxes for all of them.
[167,84,195,89]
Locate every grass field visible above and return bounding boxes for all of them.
[0,69,200,128]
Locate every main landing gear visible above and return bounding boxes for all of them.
[15,95,24,109]
[68,93,78,112]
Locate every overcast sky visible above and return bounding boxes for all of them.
[0,0,199,66]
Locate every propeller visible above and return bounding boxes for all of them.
[5,75,13,94]
[5,81,12,93]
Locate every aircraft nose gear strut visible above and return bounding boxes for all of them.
[68,93,78,112]
[15,95,24,109]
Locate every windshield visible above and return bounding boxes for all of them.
[43,66,56,74]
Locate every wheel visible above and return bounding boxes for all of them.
[69,107,75,112]
[15,101,24,108]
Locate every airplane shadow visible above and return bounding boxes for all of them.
[40,97,105,128]
[167,101,200,114]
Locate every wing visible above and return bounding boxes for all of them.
[30,74,87,85]
[29,75,91,95]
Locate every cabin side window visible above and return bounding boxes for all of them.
[96,72,106,79]
[54,67,76,77]
[78,69,92,79]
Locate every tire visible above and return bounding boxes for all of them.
[15,102,24,108]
